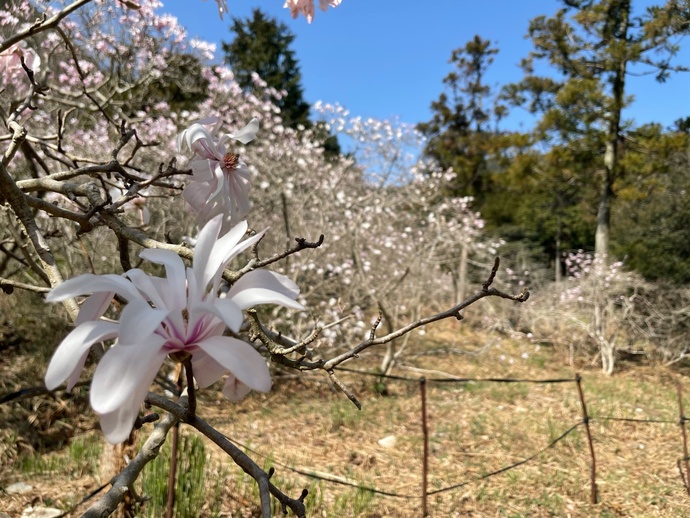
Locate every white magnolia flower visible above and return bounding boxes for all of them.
[178,117,259,232]
[284,0,342,23]
[45,215,303,443]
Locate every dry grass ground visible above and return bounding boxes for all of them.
[3,313,690,517]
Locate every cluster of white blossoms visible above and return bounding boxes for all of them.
[212,0,342,22]
[283,0,342,23]
[40,0,347,444]
[45,121,304,443]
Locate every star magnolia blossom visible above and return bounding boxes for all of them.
[284,0,342,23]
[179,117,258,232]
[45,215,304,443]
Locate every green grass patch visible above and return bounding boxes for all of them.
[137,432,224,518]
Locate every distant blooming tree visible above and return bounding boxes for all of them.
[0,0,526,515]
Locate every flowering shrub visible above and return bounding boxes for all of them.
[0,0,526,514]
[512,250,641,373]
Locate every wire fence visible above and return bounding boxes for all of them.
[241,368,690,513]
[5,369,690,516]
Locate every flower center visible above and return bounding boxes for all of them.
[223,152,240,172]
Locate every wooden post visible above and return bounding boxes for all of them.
[420,377,428,517]
[677,381,690,496]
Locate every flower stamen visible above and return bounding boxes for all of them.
[223,152,240,172]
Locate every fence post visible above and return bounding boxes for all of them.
[420,377,428,517]
[575,373,598,504]
[676,381,690,496]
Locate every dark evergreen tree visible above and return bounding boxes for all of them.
[611,124,690,282]
[222,8,311,130]
[417,36,508,203]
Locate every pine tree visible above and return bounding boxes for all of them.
[417,36,507,203]
[222,9,311,130]
[503,0,690,259]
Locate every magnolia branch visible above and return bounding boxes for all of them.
[82,410,178,518]
[0,123,79,319]
[230,234,325,282]
[254,257,529,404]
[0,0,97,53]
[324,258,529,370]
[0,276,51,293]
[146,393,308,518]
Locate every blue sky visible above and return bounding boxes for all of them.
[163,0,690,131]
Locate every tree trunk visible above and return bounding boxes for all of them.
[594,0,629,261]
[593,0,630,375]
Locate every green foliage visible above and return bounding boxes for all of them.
[222,9,311,130]
[137,432,224,518]
[141,53,210,112]
[329,400,362,432]
[417,35,507,203]
[18,434,102,479]
[611,125,690,281]
[418,2,690,281]
[498,0,690,269]
[333,486,375,516]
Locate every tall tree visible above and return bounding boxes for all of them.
[417,36,507,203]
[503,0,690,259]
[222,8,311,130]
[611,123,690,281]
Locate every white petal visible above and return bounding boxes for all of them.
[228,270,302,304]
[225,168,252,221]
[138,249,187,310]
[222,374,253,401]
[230,287,304,311]
[90,336,167,416]
[179,123,214,154]
[196,336,271,393]
[209,227,268,292]
[193,215,225,289]
[45,321,119,390]
[226,271,304,311]
[98,406,141,444]
[226,226,266,258]
[183,182,213,211]
[229,118,259,145]
[189,158,216,182]
[191,351,228,388]
[193,298,244,332]
[47,274,143,303]
[117,300,169,346]
[209,220,250,265]
[124,269,166,309]
[75,291,114,325]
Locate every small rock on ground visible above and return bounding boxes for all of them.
[5,482,33,495]
[21,507,63,518]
